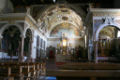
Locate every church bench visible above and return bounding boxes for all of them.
[57,62,120,70]
[47,69,120,80]
[0,62,45,80]
[47,63,120,80]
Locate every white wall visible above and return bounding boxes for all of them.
[31,31,37,59]
[31,29,47,59]
[0,0,13,13]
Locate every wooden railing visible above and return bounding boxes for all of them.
[0,62,46,80]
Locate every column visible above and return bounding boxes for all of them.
[0,35,3,51]
[28,39,33,62]
[88,44,92,62]
[94,41,98,63]
[88,40,93,62]
[19,35,25,62]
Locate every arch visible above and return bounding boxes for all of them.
[24,28,33,38]
[48,22,82,37]
[38,4,83,35]
[0,24,23,37]
[1,25,21,57]
[95,23,120,41]
[94,22,120,63]
[24,28,33,58]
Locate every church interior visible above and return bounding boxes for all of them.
[0,0,120,80]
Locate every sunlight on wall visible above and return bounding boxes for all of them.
[117,31,120,37]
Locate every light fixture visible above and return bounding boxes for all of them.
[62,39,67,47]
[53,0,56,3]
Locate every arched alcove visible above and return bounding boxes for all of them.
[94,24,120,62]
[24,29,32,58]
[2,25,21,59]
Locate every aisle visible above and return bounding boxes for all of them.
[38,59,57,80]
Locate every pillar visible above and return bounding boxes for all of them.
[27,39,33,62]
[94,41,98,63]
[19,35,25,62]
[0,38,2,51]
[88,44,92,62]
[88,40,93,62]
[0,35,3,51]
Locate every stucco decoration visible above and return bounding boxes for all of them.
[102,17,115,25]
[36,4,83,32]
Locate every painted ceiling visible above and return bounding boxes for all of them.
[50,23,81,37]
[36,4,84,36]
[99,26,116,39]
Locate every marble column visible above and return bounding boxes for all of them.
[19,35,25,62]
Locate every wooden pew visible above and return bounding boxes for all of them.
[0,62,45,80]
[57,62,120,70]
[47,62,120,80]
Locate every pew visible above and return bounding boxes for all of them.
[0,62,45,80]
[56,62,120,70]
[47,62,120,80]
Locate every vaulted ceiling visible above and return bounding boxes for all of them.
[34,4,85,37]
[10,0,92,6]
[10,0,118,8]
[99,26,116,39]
[38,4,83,29]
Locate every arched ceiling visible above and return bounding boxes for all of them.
[99,26,116,39]
[37,4,85,36]
[50,22,84,37]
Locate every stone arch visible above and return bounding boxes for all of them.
[0,24,23,37]
[95,23,120,41]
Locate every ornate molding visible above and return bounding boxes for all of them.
[102,17,114,25]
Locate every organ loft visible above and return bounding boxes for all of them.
[0,0,120,80]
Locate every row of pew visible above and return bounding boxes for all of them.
[0,62,46,80]
[47,62,120,80]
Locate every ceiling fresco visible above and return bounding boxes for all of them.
[99,26,116,39]
[37,4,84,34]
[50,23,81,37]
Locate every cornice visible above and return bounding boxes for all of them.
[90,8,120,13]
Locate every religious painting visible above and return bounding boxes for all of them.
[50,23,80,37]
